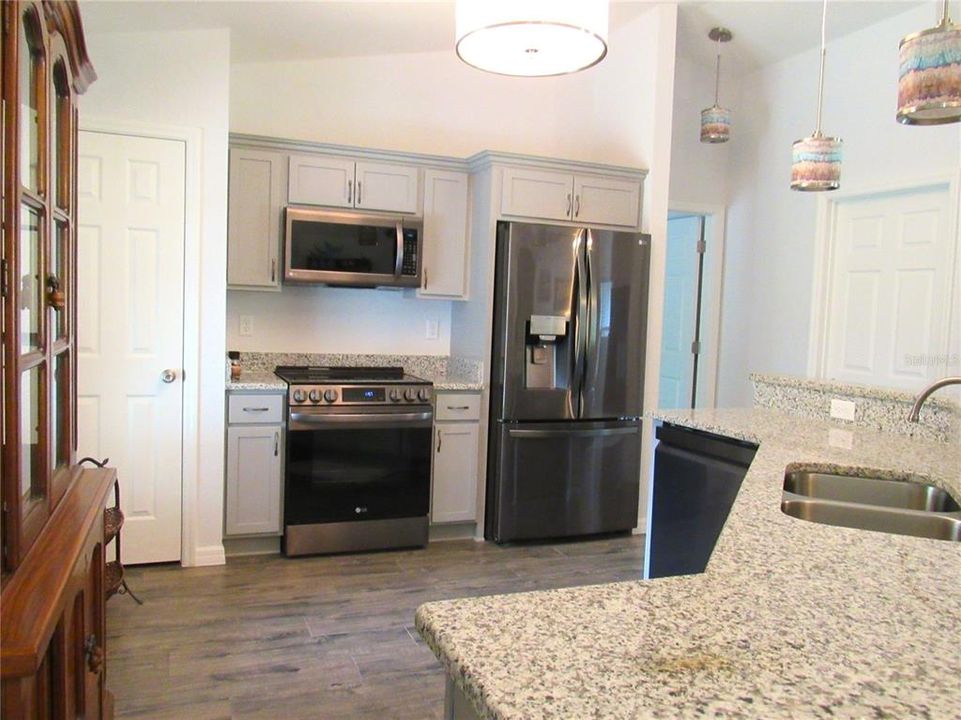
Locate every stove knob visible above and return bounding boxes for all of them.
[389,388,402,402]
[418,388,430,402]
[324,389,338,403]
[292,389,306,404]
[404,388,417,402]
[308,389,321,403]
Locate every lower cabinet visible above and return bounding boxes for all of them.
[224,392,284,537]
[431,392,481,524]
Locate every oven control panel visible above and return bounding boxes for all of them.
[289,384,432,406]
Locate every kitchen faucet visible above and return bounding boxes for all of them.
[907,376,961,422]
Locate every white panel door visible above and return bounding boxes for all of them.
[354,161,419,214]
[225,425,282,536]
[77,131,185,564]
[573,175,641,228]
[420,169,470,298]
[500,167,574,222]
[288,154,354,207]
[826,186,955,389]
[431,422,479,524]
[658,216,700,409]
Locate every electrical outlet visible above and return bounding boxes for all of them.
[830,398,856,422]
[425,319,439,340]
[239,315,254,337]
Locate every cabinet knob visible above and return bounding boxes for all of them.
[161,369,178,384]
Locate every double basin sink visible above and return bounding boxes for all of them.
[781,469,961,542]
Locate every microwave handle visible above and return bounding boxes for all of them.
[395,222,404,277]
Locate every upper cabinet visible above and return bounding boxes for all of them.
[289,154,419,214]
[500,166,642,229]
[227,148,285,291]
[420,169,470,299]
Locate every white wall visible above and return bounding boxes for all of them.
[80,28,231,566]
[228,5,666,358]
[227,288,451,354]
[696,5,960,406]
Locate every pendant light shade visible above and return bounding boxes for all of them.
[897,0,961,125]
[455,0,609,77]
[700,27,733,143]
[791,0,842,191]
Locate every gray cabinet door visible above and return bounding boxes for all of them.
[225,425,282,536]
[489,420,641,542]
[227,148,285,290]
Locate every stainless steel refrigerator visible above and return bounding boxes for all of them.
[486,221,650,543]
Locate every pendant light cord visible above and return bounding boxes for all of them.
[941,0,951,26]
[714,39,722,106]
[814,0,828,136]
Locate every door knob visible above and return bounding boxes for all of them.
[161,369,177,384]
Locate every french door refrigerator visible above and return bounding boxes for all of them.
[486,221,650,543]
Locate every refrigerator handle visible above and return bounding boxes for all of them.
[585,229,599,393]
[573,230,588,418]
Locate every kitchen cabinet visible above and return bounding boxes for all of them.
[420,169,470,299]
[227,148,286,290]
[500,167,641,228]
[645,423,757,579]
[225,392,284,536]
[288,154,419,214]
[431,392,481,524]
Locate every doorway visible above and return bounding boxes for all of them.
[76,130,186,564]
[658,209,724,410]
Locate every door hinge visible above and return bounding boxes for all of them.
[0,258,7,299]
[696,239,707,255]
[691,340,702,355]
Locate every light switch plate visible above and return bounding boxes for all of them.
[239,315,254,337]
[830,398,856,422]
[425,319,439,340]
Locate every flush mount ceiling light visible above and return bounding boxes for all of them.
[897,0,961,124]
[701,27,733,144]
[455,0,609,77]
[791,0,842,192]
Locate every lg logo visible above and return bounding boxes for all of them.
[355,506,368,514]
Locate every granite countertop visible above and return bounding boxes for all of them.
[226,372,286,392]
[421,372,485,392]
[415,407,961,719]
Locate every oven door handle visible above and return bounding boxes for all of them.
[289,411,433,430]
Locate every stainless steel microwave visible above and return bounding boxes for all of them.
[284,208,423,288]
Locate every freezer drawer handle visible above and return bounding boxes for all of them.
[507,427,638,439]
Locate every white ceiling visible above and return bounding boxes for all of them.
[79,1,929,68]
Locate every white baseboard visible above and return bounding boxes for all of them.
[185,543,227,567]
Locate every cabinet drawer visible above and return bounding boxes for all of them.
[435,393,481,421]
[228,394,284,424]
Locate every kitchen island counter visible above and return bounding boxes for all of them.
[415,407,961,719]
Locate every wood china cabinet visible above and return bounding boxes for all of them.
[0,2,114,718]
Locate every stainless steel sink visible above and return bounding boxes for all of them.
[781,470,961,542]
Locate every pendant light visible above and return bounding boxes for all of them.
[701,27,733,143]
[791,0,842,192]
[897,0,961,124]
[454,0,609,77]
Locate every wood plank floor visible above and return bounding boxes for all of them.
[107,534,645,719]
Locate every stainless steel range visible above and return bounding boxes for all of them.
[274,366,433,557]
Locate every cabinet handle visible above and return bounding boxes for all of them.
[274,431,279,456]
[566,193,572,217]
[447,405,470,410]
[84,635,104,674]
[357,181,362,205]
[437,430,442,453]
[243,407,270,412]
[347,180,353,204]
[271,259,276,283]
[574,195,580,217]
[423,267,428,289]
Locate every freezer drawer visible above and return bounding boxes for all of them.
[488,420,642,542]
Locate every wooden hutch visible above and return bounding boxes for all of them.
[1,2,116,718]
